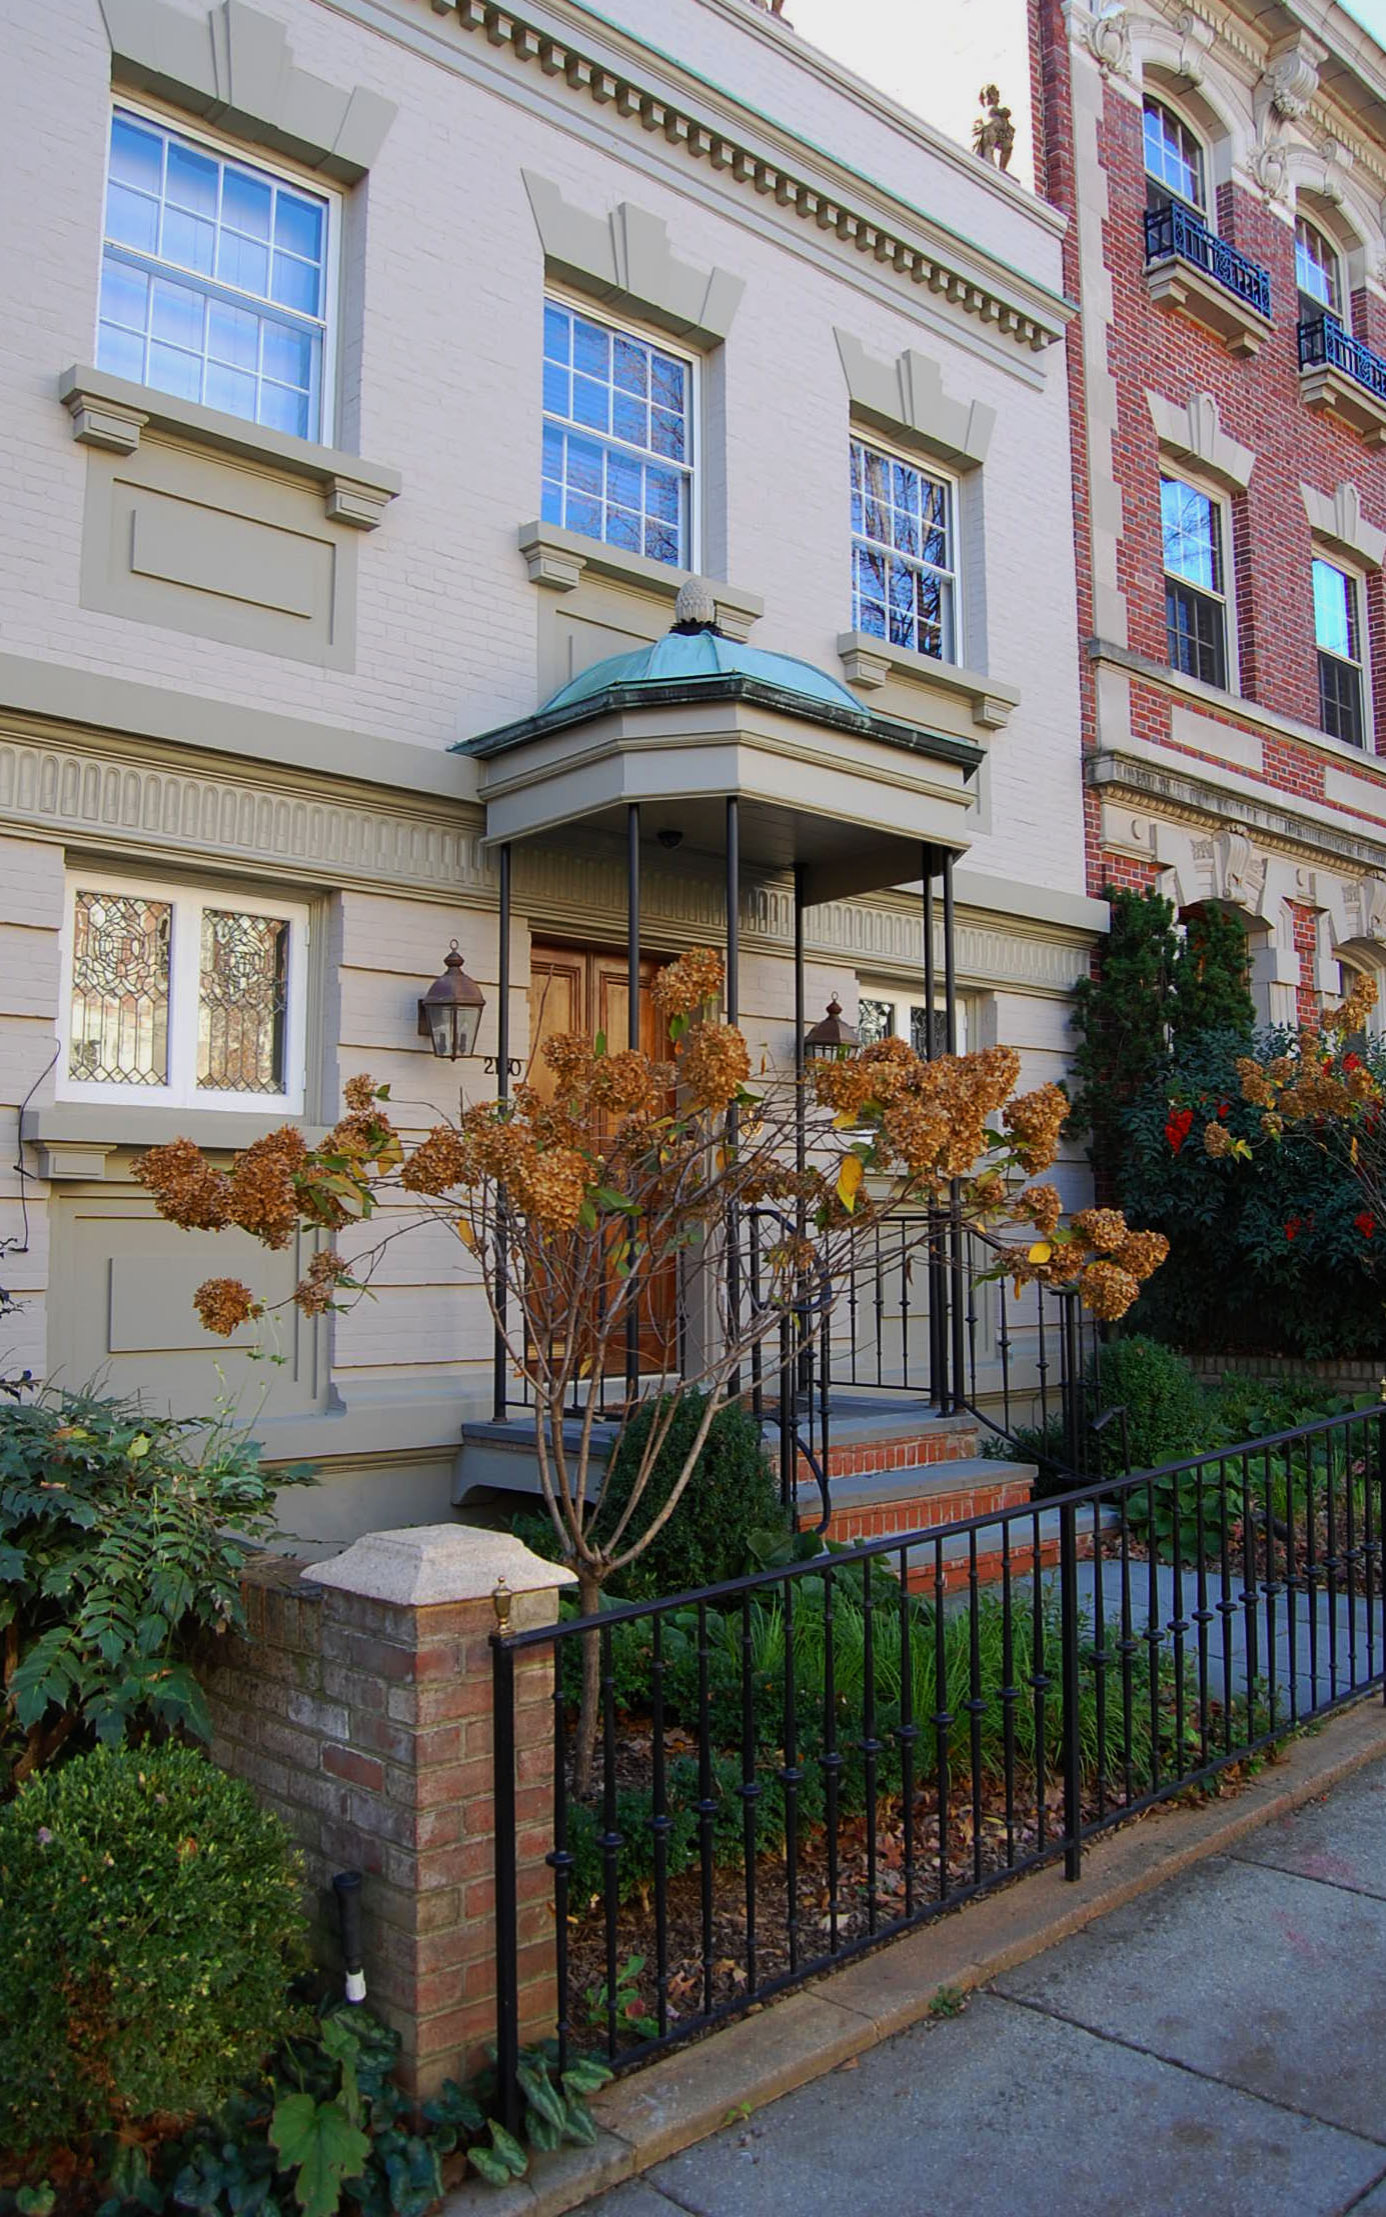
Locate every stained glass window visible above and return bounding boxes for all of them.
[62,879,305,1110]
[68,890,172,1086]
[541,300,694,566]
[857,997,895,1047]
[850,439,956,661]
[198,910,289,1093]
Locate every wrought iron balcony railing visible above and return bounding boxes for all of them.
[1143,201,1272,322]
[1299,312,1386,407]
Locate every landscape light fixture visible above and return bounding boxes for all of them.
[803,995,859,1059]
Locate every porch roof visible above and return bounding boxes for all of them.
[457,627,983,773]
[452,590,986,901]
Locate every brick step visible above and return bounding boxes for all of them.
[797,1456,1034,1546]
[781,1409,980,1487]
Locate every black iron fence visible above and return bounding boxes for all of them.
[1299,311,1386,404]
[1143,200,1272,319]
[490,1404,1386,2126]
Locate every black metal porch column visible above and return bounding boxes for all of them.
[492,841,512,1424]
[726,797,741,1397]
[626,804,641,1404]
[922,849,947,1412]
[942,847,966,1416]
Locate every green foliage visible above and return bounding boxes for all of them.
[1070,889,1254,1189]
[592,1391,786,1600]
[1092,1336,1209,1472]
[0,1388,309,1787]
[1118,1030,1386,1358]
[1,1993,611,2213]
[561,1580,1156,1906]
[1171,903,1255,1043]
[0,1744,308,2151]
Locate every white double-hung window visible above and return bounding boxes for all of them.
[58,875,309,1112]
[850,438,958,663]
[541,298,695,567]
[98,107,336,441]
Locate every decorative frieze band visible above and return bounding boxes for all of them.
[0,730,1095,997]
[0,733,495,901]
[427,0,1067,355]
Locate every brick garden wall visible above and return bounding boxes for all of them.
[205,1548,562,2099]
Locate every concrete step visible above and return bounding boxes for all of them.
[799,1456,1036,1548]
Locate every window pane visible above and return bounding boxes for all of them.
[857,997,894,1047]
[69,891,171,1087]
[223,167,272,240]
[102,112,330,438]
[1161,477,1220,591]
[197,910,289,1094]
[106,181,159,254]
[1320,653,1364,746]
[1143,97,1202,209]
[1295,218,1339,314]
[540,299,693,567]
[109,115,162,194]
[851,438,955,662]
[97,323,146,383]
[1313,558,1356,659]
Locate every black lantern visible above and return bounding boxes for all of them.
[418,942,486,1060]
[803,995,859,1059]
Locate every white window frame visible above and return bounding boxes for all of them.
[849,432,962,667]
[57,870,309,1113]
[1295,212,1343,322]
[1142,95,1206,216]
[97,98,342,445]
[540,287,701,572]
[856,987,968,1057]
[1161,469,1237,696]
[1313,552,1372,749]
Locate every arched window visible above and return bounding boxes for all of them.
[1295,212,1343,323]
[1143,95,1205,215]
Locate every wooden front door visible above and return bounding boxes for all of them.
[529,943,677,1374]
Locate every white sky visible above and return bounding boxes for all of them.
[778,0,1386,185]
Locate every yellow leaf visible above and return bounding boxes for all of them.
[833,1110,859,1130]
[452,1218,477,1251]
[1027,1241,1053,1264]
[837,1156,864,1212]
[1352,1135,1360,1164]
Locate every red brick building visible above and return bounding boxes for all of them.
[1029,0,1386,1027]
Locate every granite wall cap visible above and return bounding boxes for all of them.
[301,1524,577,1607]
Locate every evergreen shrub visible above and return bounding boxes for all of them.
[0,1744,307,2152]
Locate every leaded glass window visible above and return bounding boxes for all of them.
[198,910,289,1093]
[61,878,307,1110]
[850,439,957,662]
[99,109,333,440]
[855,990,966,1058]
[69,891,171,1086]
[857,997,895,1047]
[541,300,694,567]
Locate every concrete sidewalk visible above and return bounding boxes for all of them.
[579,1755,1386,2217]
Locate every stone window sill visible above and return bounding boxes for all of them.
[517,521,764,640]
[836,631,1019,732]
[1299,361,1386,449]
[58,366,402,529]
[1144,258,1272,359]
[24,1101,327,1179]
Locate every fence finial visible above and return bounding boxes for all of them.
[492,1575,512,1631]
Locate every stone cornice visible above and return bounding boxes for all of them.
[1088,742,1386,872]
[409,0,1071,354]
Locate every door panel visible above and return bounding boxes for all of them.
[529,944,676,1374]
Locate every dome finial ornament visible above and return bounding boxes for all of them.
[672,577,720,634]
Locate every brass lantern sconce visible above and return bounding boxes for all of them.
[418,942,486,1060]
[803,995,860,1060]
